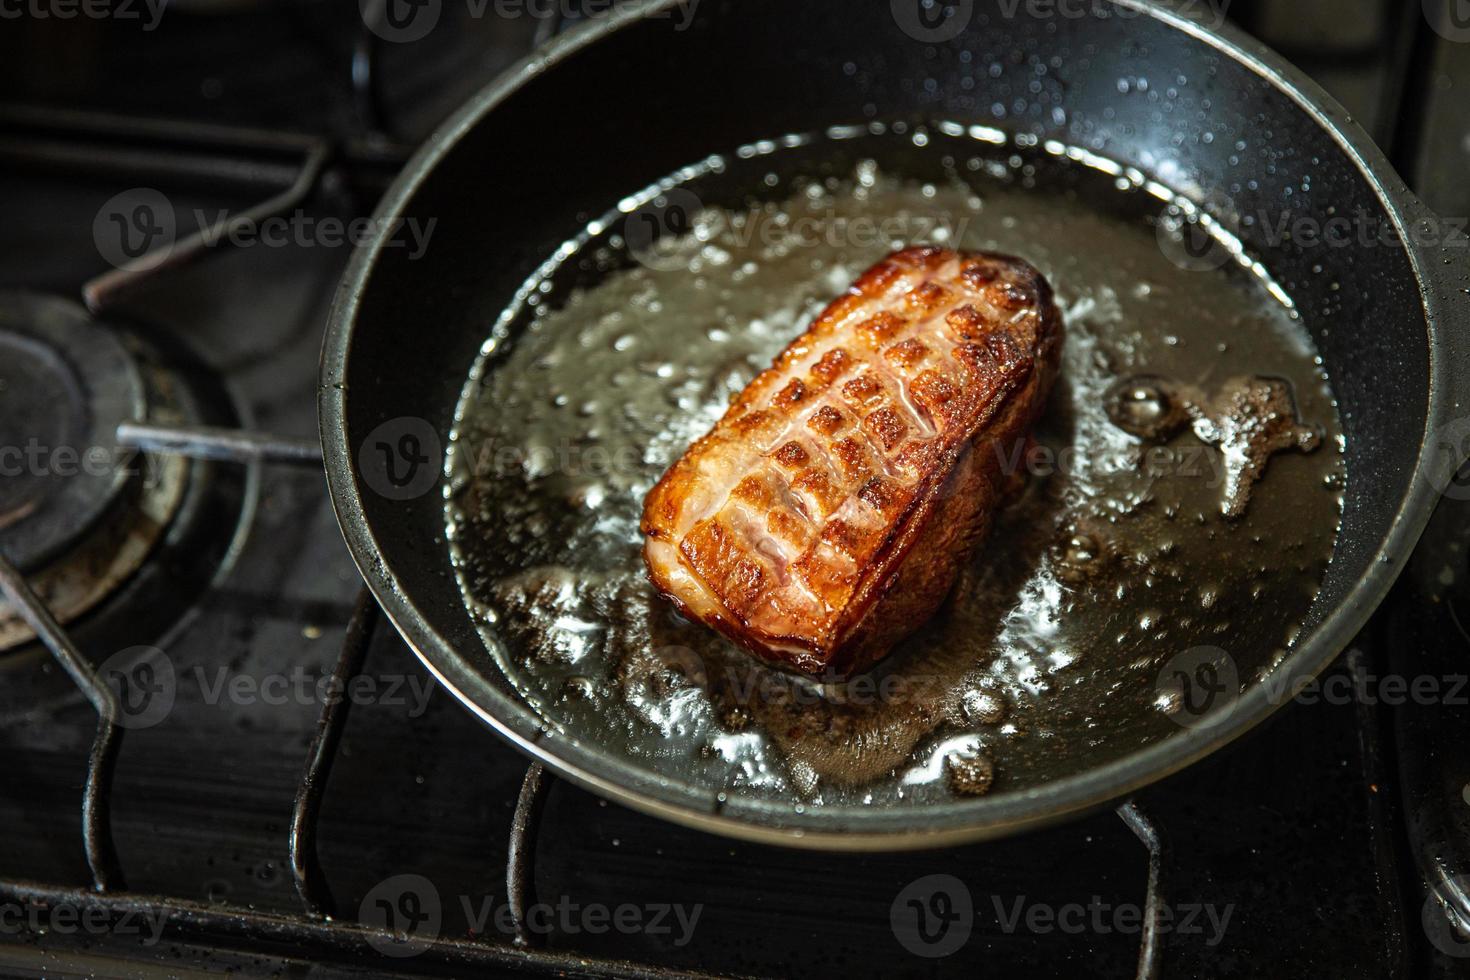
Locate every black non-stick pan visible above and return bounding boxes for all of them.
[320,0,1470,848]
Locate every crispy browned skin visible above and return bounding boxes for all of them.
[641,247,1062,678]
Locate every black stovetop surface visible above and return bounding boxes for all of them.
[2,1,1469,977]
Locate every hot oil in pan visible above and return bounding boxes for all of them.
[444,124,1344,806]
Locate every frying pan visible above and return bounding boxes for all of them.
[320,0,1470,848]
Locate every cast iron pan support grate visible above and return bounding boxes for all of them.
[0,554,125,893]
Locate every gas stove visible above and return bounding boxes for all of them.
[2,1,1469,977]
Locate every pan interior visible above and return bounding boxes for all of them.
[335,0,1432,836]
[443,125,1344,804]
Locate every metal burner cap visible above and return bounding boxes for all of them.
[0,294,146,571]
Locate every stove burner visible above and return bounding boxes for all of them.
[0,294,146,571]
[0,294,235,652]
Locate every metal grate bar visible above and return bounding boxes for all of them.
[0,878,726,979]
[117,422,322,466]
[289,588,380,918]
[0,554,124,893]
[507,763,553,947]
[0,106,410,199]
[1118,801,1164,980]
[81,140,334,314]
[0,105,335,156]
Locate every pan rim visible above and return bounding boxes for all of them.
[320,0,1453,849]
